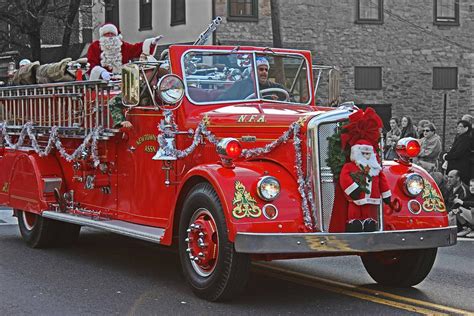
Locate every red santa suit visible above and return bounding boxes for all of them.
[87,23,158,80]
[339,140,391,221]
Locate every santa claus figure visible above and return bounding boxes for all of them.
[339,139,392,232]
[87,23,162,80]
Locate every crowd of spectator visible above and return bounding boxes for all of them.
[383,114,474,238]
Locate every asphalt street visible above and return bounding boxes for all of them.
[0,208,473,315]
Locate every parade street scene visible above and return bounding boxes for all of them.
[0,0,473,315]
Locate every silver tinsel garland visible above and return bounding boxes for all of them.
[0,122,102,167]
[156,113,315,229]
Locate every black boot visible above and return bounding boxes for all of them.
[346,219,363,232]
[363,218,377,232]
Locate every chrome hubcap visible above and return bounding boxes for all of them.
[185,208,219,277]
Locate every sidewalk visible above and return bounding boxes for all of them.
[0,207,17,225]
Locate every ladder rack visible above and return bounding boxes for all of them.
[0,81,118,138]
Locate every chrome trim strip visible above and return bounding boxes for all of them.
[43,211,165,244]
[234,226,457,254]
[307,109,352,231]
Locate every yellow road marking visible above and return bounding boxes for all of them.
[254,263,473,315]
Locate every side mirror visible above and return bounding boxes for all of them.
[328,68,340,106]
[122,64,140,106]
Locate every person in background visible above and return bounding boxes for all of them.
[400,116,418,139]
[414,123,442,173]
[431,171,449,199]
[461,114,474,181]
[452,178,474,237]
[462,114,473,126]
[445,170,469,216]
[444,120,472,185]
[416,119,430,139]
[384,117,401,160]
[87,23,162,81]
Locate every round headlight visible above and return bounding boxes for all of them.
[403,173,424,197]
[257,176,281,201]
[157,74,184,104]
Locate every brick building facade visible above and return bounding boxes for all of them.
[215,0,474,146]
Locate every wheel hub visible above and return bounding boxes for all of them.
[185,208,219,277]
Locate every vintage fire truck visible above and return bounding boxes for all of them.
[0,24,456,301]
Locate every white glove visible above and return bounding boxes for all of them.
[101,70,111,81]
[152,35,164,45]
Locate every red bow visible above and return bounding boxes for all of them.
[340,107,383,150]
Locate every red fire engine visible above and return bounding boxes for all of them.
[0,21,456,301]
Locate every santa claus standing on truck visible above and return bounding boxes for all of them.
[329,107,392,233]
[87,23,162,80]
[339,139,392,232]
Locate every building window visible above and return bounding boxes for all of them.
[354,66,382,90]
[356,0,383,24]
[171,0,186,26]
[228,0,258,22]
[433,67,458,90]
[434,0,459,26]
[105,0,120,28]
[139,0,152,30]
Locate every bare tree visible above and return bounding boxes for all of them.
[270,0,282,48]
[60,0,82,58]
[0,0,83,63]
[270,0,285,83]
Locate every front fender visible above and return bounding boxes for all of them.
[176,161,306,241]
[382,161,449,230]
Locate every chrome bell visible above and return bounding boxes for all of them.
[152,137,177,161]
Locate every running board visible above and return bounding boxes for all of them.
[42,211,165,244]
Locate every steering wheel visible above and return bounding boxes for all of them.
[244,87,290,101]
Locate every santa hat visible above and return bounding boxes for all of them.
[99,23,119,37]
[256,56,270,69]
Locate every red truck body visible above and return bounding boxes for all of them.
[0,45,456,301]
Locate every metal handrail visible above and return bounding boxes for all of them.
[0,81,114,134]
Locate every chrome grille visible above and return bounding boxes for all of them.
[307,109,351,233]
[318,122,338,231]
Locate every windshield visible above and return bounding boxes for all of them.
[182,50,310,105]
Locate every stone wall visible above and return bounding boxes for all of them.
[215,0,474,145]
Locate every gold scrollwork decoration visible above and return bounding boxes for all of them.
[232,181,262,219]
[421,179,446,213]
[1,182,9,193]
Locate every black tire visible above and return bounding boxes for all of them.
[178,183,250,301]
[16,209,81,248]
[361,248,437,287]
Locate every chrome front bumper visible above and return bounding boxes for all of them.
[234,226,457,254]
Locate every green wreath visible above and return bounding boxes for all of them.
[326,122,349,180]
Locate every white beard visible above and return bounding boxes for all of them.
[351,149,382,176]
[99,36,123,73]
